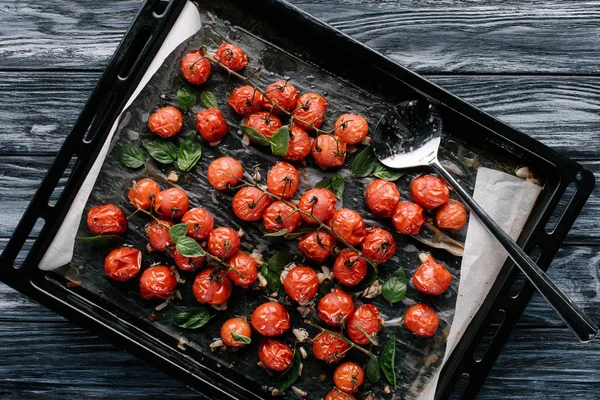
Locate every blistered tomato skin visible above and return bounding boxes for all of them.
[139,265,177,300]
[411,175,449,209]
[262,80,299,114]
[87,204,127,236]
[292,92,328,130]
[365,179,400,218]
[312,331,350,363]
[283,125,311,161]
[283,265,319,303]
[392,201,426,235]
[346,304,382,345]
[334,362,365,394]
[298,188,337,224]
[243,111,282,139]
[180,50,211,85]
[318,288,355,327]
[221,317,252,348]
[267,162,299,199]
[227,252,258,288]
[258,339,293,372]
[192,269,233,305]
[207,156,243,190]
[171,249,205,272]
[154,188,189,218]
[196,108,229,142]
[104,247,142,282]
[263,201,301,233]
[435,199,467,231]
[148,106,183,138]
[361,227,396,263]
[214,42,248,72]
[333,251,368,287]
[329,208,367,246]
[325,389,356,400]
[412,256,452,295]
[207,227,241,260]
[251,302,291,337]
[181,207,215,241]
[298,231,336,262]
[334,114,369,145]
[311,134,347,170]
[405,303,440,337]
[146,219,174,252]
[228,85,264,116]
[232,186,271,221]
[128,179,161,210]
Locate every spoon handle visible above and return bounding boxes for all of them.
[430,161,598,343]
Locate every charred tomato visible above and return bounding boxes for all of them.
[312,331,350,363]
[283,125,311,162]
[298,231,336,262]
[258,339,293,372]
[146,219,174,252]
[207,156,243,190]
[311,134,347,170]
[333,362,365,394]
[365,179,400,218]
[361,227,396,263]
[220,317,252,348]
[180,50,211,85]
[325,389,356,400]
[243,111,282,139]
[262,80,299,114]
[139,265,176,300]
[128,178,161,210]
[192,269,233,305]
[410,174,449,209]
[214,42,248,71]
[148,106,183,138]
[435,199,467,231]
[334,114,369,145]
[228,85,264,116]
[232,186,271,221]
[181,207,215,241]
[227,252,258,288]
[412,254,452,295]
[251,301,291,337]
[207,227,241,260]
[87,204,127,236]
[292,92,328,130]
[346,304,382,345]
[298,188,337,224]
[318,288,354,327]
[392,201,425,235]
[196,108,228,143]
[104,246,142,282]
[282,265,319,303]
[154,187,189,218]
[263,201,301,234]
[329,208,367,246]
[171,248,205,272]
[333,251,368,287]
[267,161,299,199]
[405,303,440,337]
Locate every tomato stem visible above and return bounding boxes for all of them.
[304,319,376,359]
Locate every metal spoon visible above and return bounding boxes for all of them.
[372,99,597,343]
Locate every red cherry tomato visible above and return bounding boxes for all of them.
[87,204,127,236]
[221,317,252,348]
[128,178,161,210]
[154,187,189,218]
[298,188,337,224]
[411,174,449,209]
[263,201,301,234]
[214,42,248,72]
[232,186,271,221]
[258,339,293,372]
[412,255,452,295]
[139,265,176,300]
[298,231,336,262]
[346,304,382,345]
[312,331,350,363]
[227,252,258,288]
[405,303,440,337]
[181,207,215,241]
[196,107,229,142]
[283,265,319,303]
[292,92,328,130]
[251,301,291,337]
[243,111,282,139]
[148,106,183,138]
[267,161,299,199]
[171,248,205,271]
[392,201,425,235]
[334,114,369,145]
[207,156,243,190]
[228,85,264,116]
[311,134,347,170]
[365,179,400,218]
[283,125,311,161]
[180,50,211,85]
[262,80,299,114]
[104,246,141,282]
[333,251,367,287]
[334,362,364,394]
[192,269,233,305]
[325,389,356,400]
[435,199,467,231]
[329,208,366,246]
[318,288,354,327]
[146,219,173,252]
[207,227,241,260]
[361,227,396,263]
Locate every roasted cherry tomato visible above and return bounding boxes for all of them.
[154,187,189,218]
[292,92,328,130]
[207,156,244,190]
[346,304,382,345]
[329,208,366,246]
[334,114,369,145]
[128,178,161,210]
[251,301,291,337]
[365,179,400,218]
[361,227,396,263]
[181,207,215,241]
[192,269,233,305]
[139,265,176,300]
[405,303,440,337]
[232,186,271,221]
[318,288,354,327]
[171,248,205,271]
[258,339,293,372]
[243,111,282,139]
[325,389,356,400]
[283,125,311,161]
[333,251,367,287]
[334,362,364,394]
[267,161,299,199]
[392,201,425,235]
[227,252,258,288]
[311,134,347,170]
[87,204,127,236]
[214,42,248,72]
[411,174,449,209]
[435,199,467,231]
[228,85,264,116]
[263,201,301,233]
[262,80,299,114]
[196,107,229,143]
[207,227,241,260]
[148,106,183,138]
[298,188,337,224]
[146,219,174,252]
[412,254,452,295]
[180,50,211,85]
[312,331,350,363]
[283,265,319,304]
[221,317,252,348]
[104,246,142,282]
[298,231,336,262]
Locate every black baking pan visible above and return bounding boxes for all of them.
[0,0,594,399]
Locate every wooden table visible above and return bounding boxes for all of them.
[1,0,599,398]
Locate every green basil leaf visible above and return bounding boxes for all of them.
[169,223,189,243]
[240,125,271,146]
[315,177,332,190]
[177,132,202,172]
[372,162,404,181]
[177,86,196,111]
[76,235,122,248]
[331,173,345,199]
[176,237,206,257]
[351,145,377,177]
[142,137,178,164]
[265,248,290,272]
[276,347,301,393]
[260,266,281,293]
[200,90,218,109]
[231,332,252,345]
[367,357,381,383]
[264,229,288,237]
[270,125,290,156]
[382,268,407,304]
[380,336,396,389]
[118,144,145,168]
[172,307,214,329]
